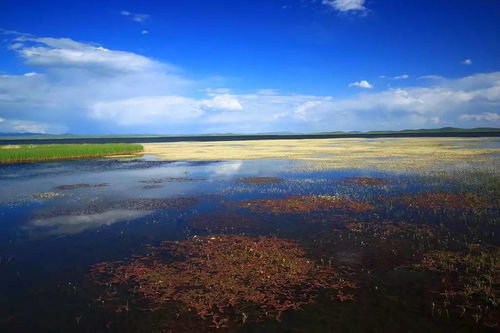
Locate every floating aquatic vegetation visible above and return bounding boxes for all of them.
[237,195,374,214]
[392,192,494,210]
[89,235,355,328]
[414,245,499,327]
[344,221,436,239]
[314,220,439,271]
[336,177,389,187]
[31,192,65,200]
[187,212,261,232]
[235,177,284,185]
[138,177,206,184]
[124,197,200,210]
[55,183,108,190]
[142,184,163,190]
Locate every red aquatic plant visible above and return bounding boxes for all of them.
[89,235,355,327]
[236,195,374,214]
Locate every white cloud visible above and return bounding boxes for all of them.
[322,0,366,12]
[29,209,151,235]
[459,112,499,122]
[380,74,410,80]
[394,74,410,80]
[141,30,149,35]
[13,36,164,73]
[0,119,66,134]
[121,10,150,23]
[349,80,373,89]
[92,96,205,126]
[204,88,233,95]
[201,94,243,110]
[1,33,500,134]
[462,59,472,65]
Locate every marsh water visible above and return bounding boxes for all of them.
[0,155,498,332]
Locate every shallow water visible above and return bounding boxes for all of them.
[0,157,498,332]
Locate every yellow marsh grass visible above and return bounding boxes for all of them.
[143,138,500,171]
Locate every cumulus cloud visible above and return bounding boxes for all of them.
[322,0,366,12]
[1,33,499,134]
[201,94,243,110]
[462,59,473,65]
[121,10,150,23]
[349,80,373,89]
[460,112,499,122]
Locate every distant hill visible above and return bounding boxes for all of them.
[365,127,500,134]
[0,132,48,137]
[0,127,498,144]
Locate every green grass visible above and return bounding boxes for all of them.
[0,143,143,163]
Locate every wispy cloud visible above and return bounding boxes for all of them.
[120,10,150,23]
[394,74,410,80]
[380,74,410,80]
[349,80,373,89]
[322,0,367,13]
[462,58,472,65]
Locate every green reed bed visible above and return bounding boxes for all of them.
[0,143,143,163]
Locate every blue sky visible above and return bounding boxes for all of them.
[0,0,499,134]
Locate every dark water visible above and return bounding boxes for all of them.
[0,158,498,332]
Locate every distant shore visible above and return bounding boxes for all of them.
[1,129,499,145]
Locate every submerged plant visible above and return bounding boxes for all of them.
[396,192,493,210]
[336,177,389,187]
[89,235,355,328]
[187,212,261,232]
[415,246,499,327]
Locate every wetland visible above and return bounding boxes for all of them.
[0,137,498,332]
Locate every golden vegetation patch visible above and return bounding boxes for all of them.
[142,138,500,172]
[32,192,65,200]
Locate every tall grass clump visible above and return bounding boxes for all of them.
[0,143,143,163]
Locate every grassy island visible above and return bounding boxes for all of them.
[0,143,143,163]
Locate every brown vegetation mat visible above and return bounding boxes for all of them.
[55,183,108,190]
[236,195,374,214]
[89,235,355,328]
